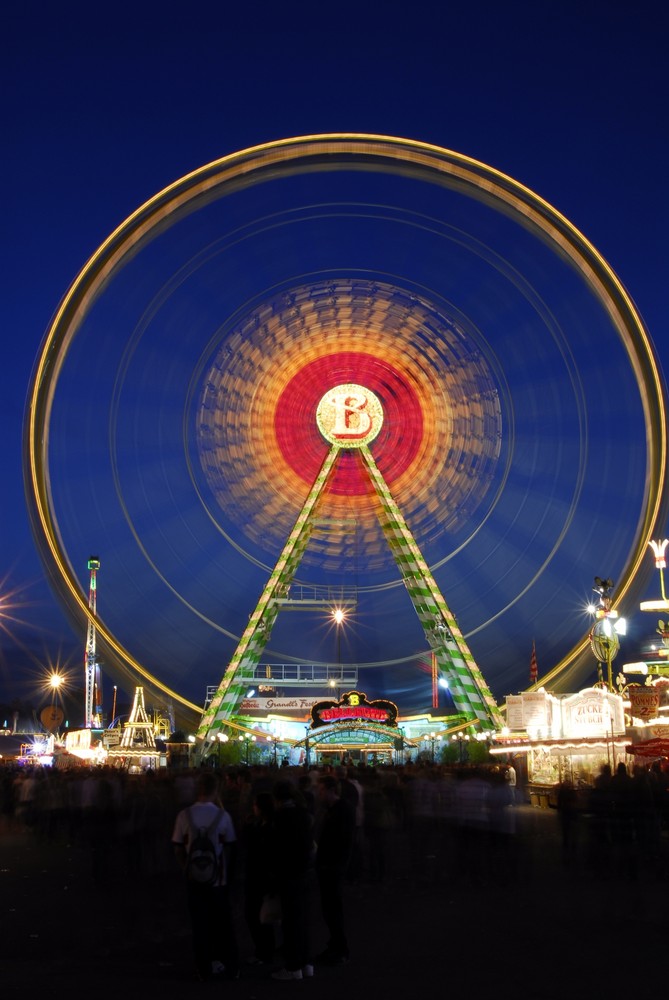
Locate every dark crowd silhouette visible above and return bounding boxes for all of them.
[2,756,669,982]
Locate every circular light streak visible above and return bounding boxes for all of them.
[193,278,503,573]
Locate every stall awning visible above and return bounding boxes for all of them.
[626,738,669,758]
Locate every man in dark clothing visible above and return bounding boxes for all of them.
[270,780,314,980]
[172,771,239,982]
[315,774,355,964]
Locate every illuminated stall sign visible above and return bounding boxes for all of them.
[561,688,625,737]
[503,687,625,739]
[241,696,317,714]
[505,690,554,736]
[628,685,661,721]
[311,691,398,729]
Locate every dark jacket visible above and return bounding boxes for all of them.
[316,797,355,873]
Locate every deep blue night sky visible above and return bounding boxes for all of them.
[2,1,667,723]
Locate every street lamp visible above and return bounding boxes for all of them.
[217,731,229,768]
[589,577,626,691]
[305,724,311,767]
[40,672,66,735]
[645,540,669,605]
[424,732,442,763]
[393,728,405,765]
[332,607,346,666]
[267,734,279,766]
[49,673,63,706]
[453,733,469,765]
[238,733,256,766]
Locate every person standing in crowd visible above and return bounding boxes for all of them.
[172,771,239,982]
[341,767,364,880]
[270,780,315,981]
[504,762,517,804]
[315,774,355,965]
[242,791,276,966]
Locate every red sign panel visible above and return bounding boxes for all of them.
[310,690,398,729]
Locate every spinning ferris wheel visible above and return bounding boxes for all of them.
[24,135,669,730]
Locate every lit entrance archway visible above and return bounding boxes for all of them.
[295,720,417,765]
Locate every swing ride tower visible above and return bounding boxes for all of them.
[84,555,102,728]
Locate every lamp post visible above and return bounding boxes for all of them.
[332,607,346,667]
[588,577,626,691]
[394,728,405,765]
[238,733,256,766]
[648,540,669,603]
[217,731,229,768]
[453,733,469,765]
[424,732,442,763]
[267,734,279,767]
[49,673,62,706]
[42,672,65,736]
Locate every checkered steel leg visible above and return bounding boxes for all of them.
[359,446,502,730]
[197,447,341,742]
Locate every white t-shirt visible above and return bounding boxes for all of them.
[172,801,236,886]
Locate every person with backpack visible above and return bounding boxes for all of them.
[172,771,240,982]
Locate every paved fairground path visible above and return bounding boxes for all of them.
[2,772,668,997]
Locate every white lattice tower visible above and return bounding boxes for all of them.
[120,687,157,751]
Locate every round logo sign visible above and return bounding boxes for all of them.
[316,384,383,448]
[40,706,65,732]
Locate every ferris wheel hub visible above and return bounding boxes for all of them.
[316,383,384,448]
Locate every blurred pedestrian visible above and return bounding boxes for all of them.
[242,791,276,965]
[270,780,314,981]
[504,763,517,804]
[315,774,355,965]
[172,771,239,982]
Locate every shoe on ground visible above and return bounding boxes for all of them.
[302,965,314,977]
[272,968,303,980]
[316,950,349,966]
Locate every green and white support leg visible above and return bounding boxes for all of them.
[198,440,502,746]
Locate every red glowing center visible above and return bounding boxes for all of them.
[274,353,423,494]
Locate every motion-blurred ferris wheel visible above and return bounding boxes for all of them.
[25,135,668,728]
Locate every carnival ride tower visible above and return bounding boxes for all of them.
[84,556,102,728]
[198,384,503,748]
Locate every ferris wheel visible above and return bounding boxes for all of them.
[24,135,669,729]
